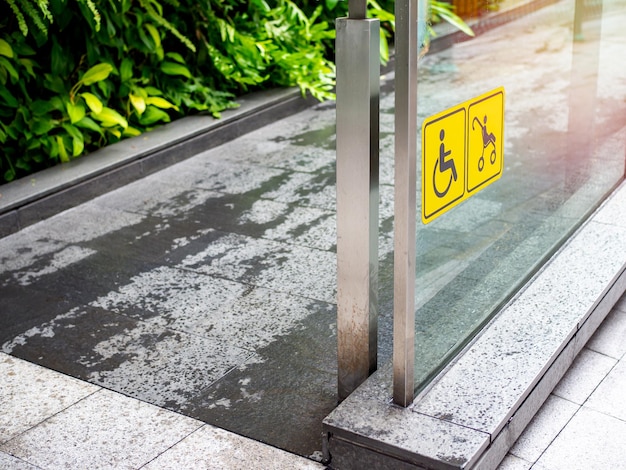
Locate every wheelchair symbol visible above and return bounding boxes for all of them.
[472,115,496,172]
[433,129,458,198]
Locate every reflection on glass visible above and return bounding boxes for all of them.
[413,0,626,392]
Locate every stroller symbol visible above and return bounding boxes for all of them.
[472,115,496,172]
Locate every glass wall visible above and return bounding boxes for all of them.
[413,0,626,391]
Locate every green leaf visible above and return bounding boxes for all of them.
[80,92,103,113]
[107,128,122,138]
[145,96,178,110]
[120,58,133,82]
[15,155,32,170]
[430,1,475,37]
[56,135,70,162]
[129,93,146,114]
[165,52,185,64]
[0,86,18,107]
[4,168,16,182]
[19,58,37,78]
[26,138,42,150]
[62,123,83,141]
[50,96,65,111]
[93,106,128,128]
[13,42,35,56]
[72,137,84,156]
[51,38,69,77]
[0,39,14,58]
[133,87,148,99]
[66,101,86,124]
[81,63,114,86]
[31,100,55,115]
[63,124,84,157]
[32,118,55,135]
[74,116,103,134]
[160,61,191,78]
[217,18,236,42]
[123,126,142,137]
[0,57,18,82]
[144,23,161,49]
[138,105,170,126]
[48,135,59,158]
[45,74,67,94]
[144,86,163,96]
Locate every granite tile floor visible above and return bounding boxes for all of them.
[0,294,624,469]
[1,0,625,468]
[0,352,323,469]
[498,293,626,470]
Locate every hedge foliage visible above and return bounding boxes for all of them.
[0,0,467,183]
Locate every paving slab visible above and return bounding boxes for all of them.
[143,426,324,470]
[0,351,326,470]
[498,288,626,469]
[0,353,97,444]
[0,452,39,470]
[508,395,578,463]
[552,348,617,404]
[534,407,626,470]
[1,389,202,470]
[585,358,626,421]
[586,306,626,359]
[497,454,533,470]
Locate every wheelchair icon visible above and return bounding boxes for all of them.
[433,129,457,198]
[472,115,496,172]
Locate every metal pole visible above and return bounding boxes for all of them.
[393,0,417,407]
[336,1,380,401]
[348,0,367,19]
[567,0,602,189]
[573,0,585,41]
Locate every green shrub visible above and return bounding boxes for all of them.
[0,0,337,182]
[0,0,471,183]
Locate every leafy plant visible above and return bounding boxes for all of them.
[429,0,475,38]
[1,0,346,182]
[0,0,475,184]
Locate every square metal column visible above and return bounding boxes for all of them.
[336,9,380,401]
[393,0,418,407]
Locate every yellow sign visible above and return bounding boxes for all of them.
[422,87,505,224]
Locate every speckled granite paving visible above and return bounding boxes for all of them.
[0,102,347,459]
[499,293,626,470]
[0,352,324,469]
[1,296,625,469]
[1,0,625,464]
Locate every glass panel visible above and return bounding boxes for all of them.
[413,0,626,391]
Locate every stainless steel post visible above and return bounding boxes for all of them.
[336,2,380,401]
[393,0,417,407]
[573,0,585,41]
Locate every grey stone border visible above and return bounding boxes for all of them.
[323,181,626,469]
[0,88,317,238]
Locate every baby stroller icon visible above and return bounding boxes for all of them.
[472,115,496,172]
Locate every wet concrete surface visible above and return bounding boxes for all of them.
[1,0,625,462]
[0,102,345,459]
